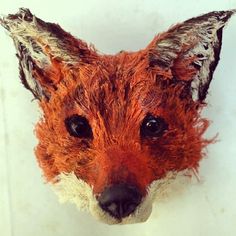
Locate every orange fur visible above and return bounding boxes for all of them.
[35,48,212,195]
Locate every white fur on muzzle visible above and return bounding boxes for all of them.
[51,170,194,224]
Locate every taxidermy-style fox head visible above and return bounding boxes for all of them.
[1,8,235,224]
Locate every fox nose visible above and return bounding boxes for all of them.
[97,183,142,219]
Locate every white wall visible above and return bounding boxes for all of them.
[0,1,236,235]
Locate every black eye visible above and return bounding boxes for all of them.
[65,115,93,139]
[140,115,168,138]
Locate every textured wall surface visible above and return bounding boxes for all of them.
[0,1,236,235]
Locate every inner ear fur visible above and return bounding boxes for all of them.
[148,10,235,101]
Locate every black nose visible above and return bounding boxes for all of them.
[97,183,142,219]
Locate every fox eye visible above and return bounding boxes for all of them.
[140,115,168,138]
[65,115,93,139]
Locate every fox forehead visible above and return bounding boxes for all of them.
[45,50,163,124]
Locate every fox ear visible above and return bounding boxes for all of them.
[149,10,235,101]
[0,8,92,100]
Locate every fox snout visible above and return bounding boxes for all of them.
[1,8,234,224]
[97,183,142,219]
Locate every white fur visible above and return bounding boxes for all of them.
[52,170,195,224]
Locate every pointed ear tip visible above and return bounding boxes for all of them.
[16,8,33,19]
[221,9,236,24]
[0,8,35,31]
[0,16,12,31]
[231,9,236,16]
[224,9,236,18]
[10,7,33,17]
[0,7,33,24]
[219,9,236,21]
[0,17,8,30]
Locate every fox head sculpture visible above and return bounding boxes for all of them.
[1,8,235,224]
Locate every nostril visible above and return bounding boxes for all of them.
[97,183,142,219]
[106,201,137,218]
